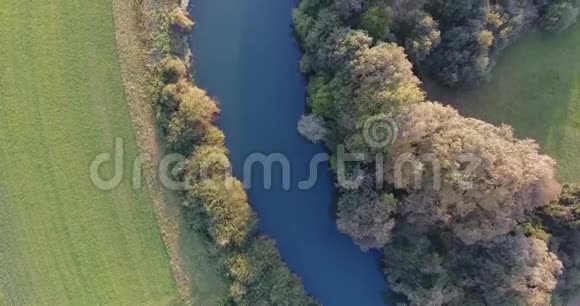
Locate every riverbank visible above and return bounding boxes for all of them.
[111,0,225,303]
[190,1,389,304]
[124,0,315,304]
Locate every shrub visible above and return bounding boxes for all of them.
[158,56,188,84]
[170,8,194,33]
[235,236,317,305]
[186,176,256,248]
[166,86,219,153]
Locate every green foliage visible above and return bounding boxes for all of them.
[292,9,315,44]
[303,9,341,54]
[520,222,551,243]
[358,6,393,41]
[425,24,494,87]
[401,10,441,62]
[385,224,563,306]
[541,2,579,33]
[351,43,424,119]
[333,0,364,19]
[165,84,219,153]
[227,237,317,305]
[307,77,334,119]
[337,187,396,250]
[186,176,256,248]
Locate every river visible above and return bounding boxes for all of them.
[189,1,389,305]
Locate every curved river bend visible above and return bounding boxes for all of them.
[190,1,389,305]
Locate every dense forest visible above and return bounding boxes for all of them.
[293,0,579,305]
[152,7,316,305]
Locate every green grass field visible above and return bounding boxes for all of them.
[0,0,180,304]
[426,23,580,183]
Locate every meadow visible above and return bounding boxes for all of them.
[0,0,180,303]
[426,23,580,183]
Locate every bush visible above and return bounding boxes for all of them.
[186,176,256,248]
[233,237,317,305]
[158,56,188,84]
[170,8,194,33]
[166,85,219,153]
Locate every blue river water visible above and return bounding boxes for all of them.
[189,1,389,305]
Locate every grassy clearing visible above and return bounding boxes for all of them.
[0,0,179,304]
[426,23,580,183]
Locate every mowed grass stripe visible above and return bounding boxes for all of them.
[0,0,178,304]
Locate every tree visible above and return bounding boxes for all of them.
[333,0,364,19]
[358,6,394,41]
[166,85,219,153]
[425,23,494,87]
[452,233,562,306]
[297,114,328,143]
[541,2,579,33]
[426,0,483,24]
[311,28,372,74]
[352,42,424,116]
[158,56,188,84]
[306,76,335,119]
[387,102,561,244]
[303,9,341,55]
[385,223,563,306]
[186,175,256,248]
[535,184,580,305]
[337,188,397,251]
[229,237,317,305]
[384,224,463,306]
[185,145,231,182]
[348,42,424,152]
[401,10,441,63]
